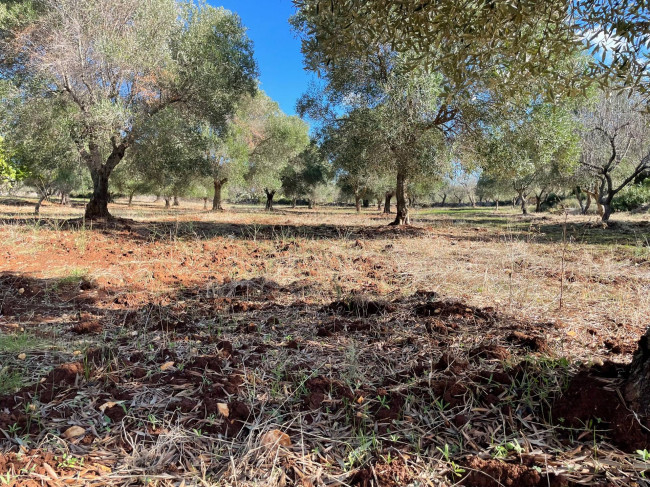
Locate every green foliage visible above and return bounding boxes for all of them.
[611,181,650,212]
[281,140,331,203]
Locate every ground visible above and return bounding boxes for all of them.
[0,197,649,486]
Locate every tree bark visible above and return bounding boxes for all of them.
[264,189,276,211]
[383,191,394,214]
[128,193,134,207]
[34,195,46,215]
[377,198,382,211]
[624,327,650,418]
[355,195,361,213]
[291,197,297,208]
[83,141,127,220]
[308,199,314,209]
[441,194,447,207]
[164,197,171,208]
[60,192,70,206]
[535,196,543,213]
[85,166,112,219]
[212,178,227,211]
[518,192,528,215]
[390,170,410,225]
[495,199,499,211]
[173,195,179,206]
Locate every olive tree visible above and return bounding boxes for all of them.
[579,91,650,222]
[2,0,257,219]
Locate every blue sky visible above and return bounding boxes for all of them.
[209,0,312,117]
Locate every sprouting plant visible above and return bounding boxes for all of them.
[58,453,83,468]
[437,443,452,462]
[7,423,20,435]
[0,472,13,485]
[637,449,650,462]
[193,428,203,437]
[377,395,390,410]
[148,414,159,430]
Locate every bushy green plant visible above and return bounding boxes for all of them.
[612,181,650,212]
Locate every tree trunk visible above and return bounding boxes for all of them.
[203,197,208,210]
[377,198,382,211]
[363,199,370,208]
[308,199,313,209]
[535,196,542,213]
[85,166,112,219]
[390,171,410,226]
[164,197,171,208]
[173,195,179,206]
[624,327,650,418]
[128,193,134,207]
[602,200,612,222]
[291,197,297,208]
[213,179,227,211]
[583,192,592,215]
[34,195,46,215]
[519,192,528,215]
[264,189,276,211]
[355,195,361,212]
[60,192,70,206]
[441,194,447,207]
[495,199,499,211]
[383,191,394,214]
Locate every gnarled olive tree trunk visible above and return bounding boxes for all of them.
[212,178,227,211]
[83,140,128,220]
[264,189,276,211]
[383,191,394,214]
[390,170,410,225]
[624,327,650,420]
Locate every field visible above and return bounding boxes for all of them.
[1,197,649,486]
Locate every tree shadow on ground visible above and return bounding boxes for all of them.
[1,269,647,486]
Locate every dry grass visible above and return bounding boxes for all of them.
[0,197,649,486]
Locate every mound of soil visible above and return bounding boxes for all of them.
[350,459,413,487]
[324,298,395,317]
[507,331,549,353]
[316,318,372,337]
[414,300,494,321]
[303,377,354,410]
[552,370,650,451]
[460,457,564,487]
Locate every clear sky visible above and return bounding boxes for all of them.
[209,0,312,117]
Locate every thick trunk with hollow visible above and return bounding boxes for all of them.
[390,171,410,226]
[264,189,275,211]
[383,191,394,214]
[212,179,226,211]
[624,327,650,419]
[85,167,112,219]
